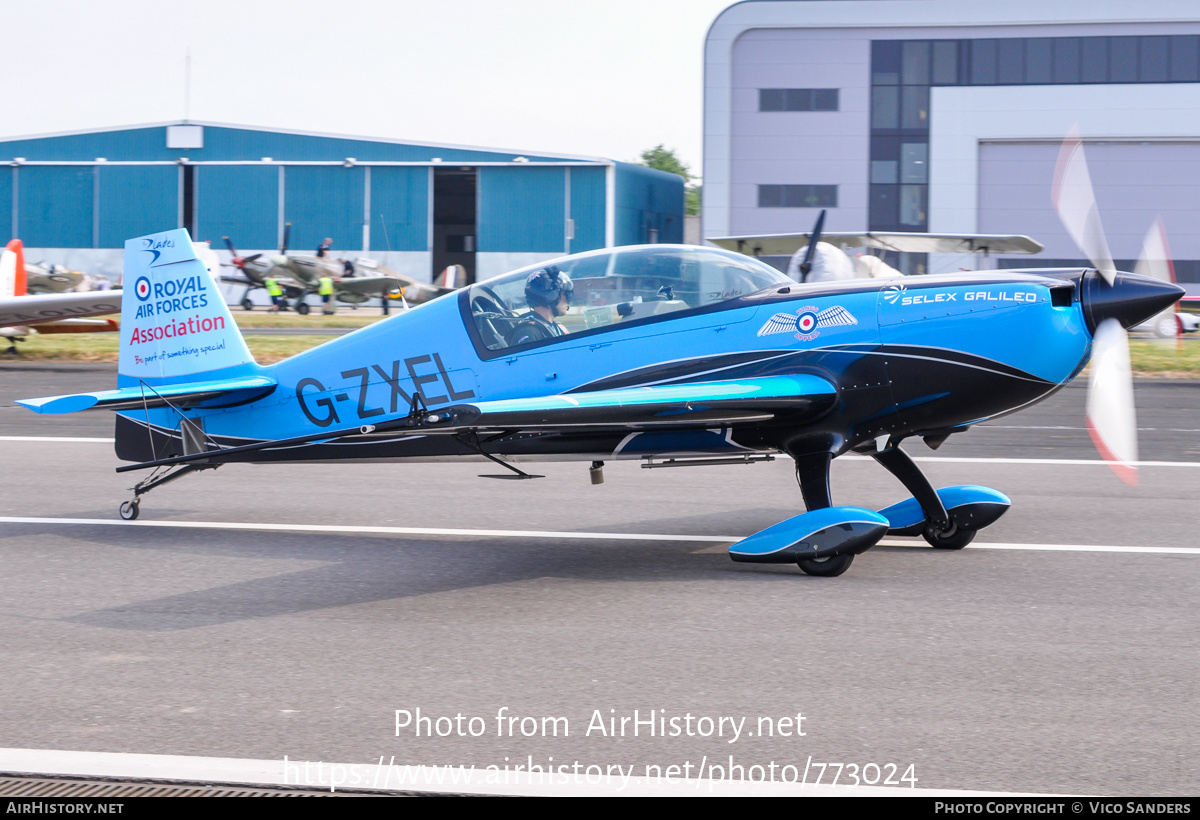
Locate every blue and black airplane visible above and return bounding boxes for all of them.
[18,226,1182,576]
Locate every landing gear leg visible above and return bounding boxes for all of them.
[871,445,974,549]
[789,450,855,576]
[119,463,218,520]
[792,450,833,511]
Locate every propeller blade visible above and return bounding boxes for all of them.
[1052,126,1116,284]
[281,223,291,254]
[1133,216,1179,339]
[1086,317,1138,485]
[222,236,238,255]
[244,253,263,264]
[798,209,826,281]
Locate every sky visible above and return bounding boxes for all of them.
[0,0,733,176]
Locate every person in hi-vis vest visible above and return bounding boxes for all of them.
[265,277,283,313]
[318,276,335,315]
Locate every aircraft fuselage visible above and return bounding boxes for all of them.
[116,270,1090,466]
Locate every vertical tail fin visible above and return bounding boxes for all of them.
[1,239,26,298]
[119,228,259,387]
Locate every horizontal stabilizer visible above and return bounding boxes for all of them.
[17,375,276,415]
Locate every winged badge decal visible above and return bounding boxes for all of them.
[757,305,858,341]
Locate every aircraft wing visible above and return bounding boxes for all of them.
[335,275,401,296]
[710,232,1044,256]
[446,374,836,430]
[108,374,838,473]
[0,290,122,329]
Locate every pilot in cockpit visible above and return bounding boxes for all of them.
[510,266,574,346]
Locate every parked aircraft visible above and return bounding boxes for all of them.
[0,240,121,352]
[710,212,1045,283]
[220,236,307,311]
[230,224,452,313]
[24,261,85,294]
[18,210,1181,576]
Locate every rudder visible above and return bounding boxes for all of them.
[119,229,258,387]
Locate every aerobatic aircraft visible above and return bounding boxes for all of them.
[15,233,1179,575]
[14,135,1186,577]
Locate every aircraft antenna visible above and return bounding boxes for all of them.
[379,214,392,252]
[184,48,192,121]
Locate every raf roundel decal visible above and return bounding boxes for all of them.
[134,276,152,301]
[796,311,818,334]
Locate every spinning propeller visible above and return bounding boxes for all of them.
[1052,126,1183,485]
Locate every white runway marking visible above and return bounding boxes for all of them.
[0,436,114,443]
[1,516,1197,555]
[0,747,1012,797]
[2,436,1200,468]
[0,516,733,543]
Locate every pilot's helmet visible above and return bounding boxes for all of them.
[525,265,573,312]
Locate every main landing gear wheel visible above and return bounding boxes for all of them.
[241,297,254,311]
[797,553,854,577]
[119,500,140,521]
[295,301,310,315]
[923,522,975,550]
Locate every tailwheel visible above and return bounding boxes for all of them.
[119,500,140,521]
[797,553,854,577]
[923,521,975,550]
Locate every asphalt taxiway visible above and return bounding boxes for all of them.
[0,364,1197,795]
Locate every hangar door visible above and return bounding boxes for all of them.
[196,166,279,252]
[978,140,1200,272]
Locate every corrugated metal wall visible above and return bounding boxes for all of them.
[0,126,684,260]
[370,166,428,252]
[18,166,93,247]
[478,166,566,253]
[97,166,178,248]
[613,162,685,246]
[283,166,365,253]
[0,169,12,244]
[569,166,606,252]
[196,166,279,250]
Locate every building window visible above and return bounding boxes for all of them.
[759,88,839,111]
[758,185,838,208]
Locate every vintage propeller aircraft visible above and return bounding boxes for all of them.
[14,136,1185,577]
[219,235,307,311]
[24,261,85,294]
[227,223,449,313]
[0,240,122,352]
[710,208,1046,283]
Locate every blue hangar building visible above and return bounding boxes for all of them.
[0,121,684,285]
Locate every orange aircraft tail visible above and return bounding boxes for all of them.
[1,239,26,298]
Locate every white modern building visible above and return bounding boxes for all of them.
[704,0,1200,285]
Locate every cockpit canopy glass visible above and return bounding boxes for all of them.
[466,245,790,352]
